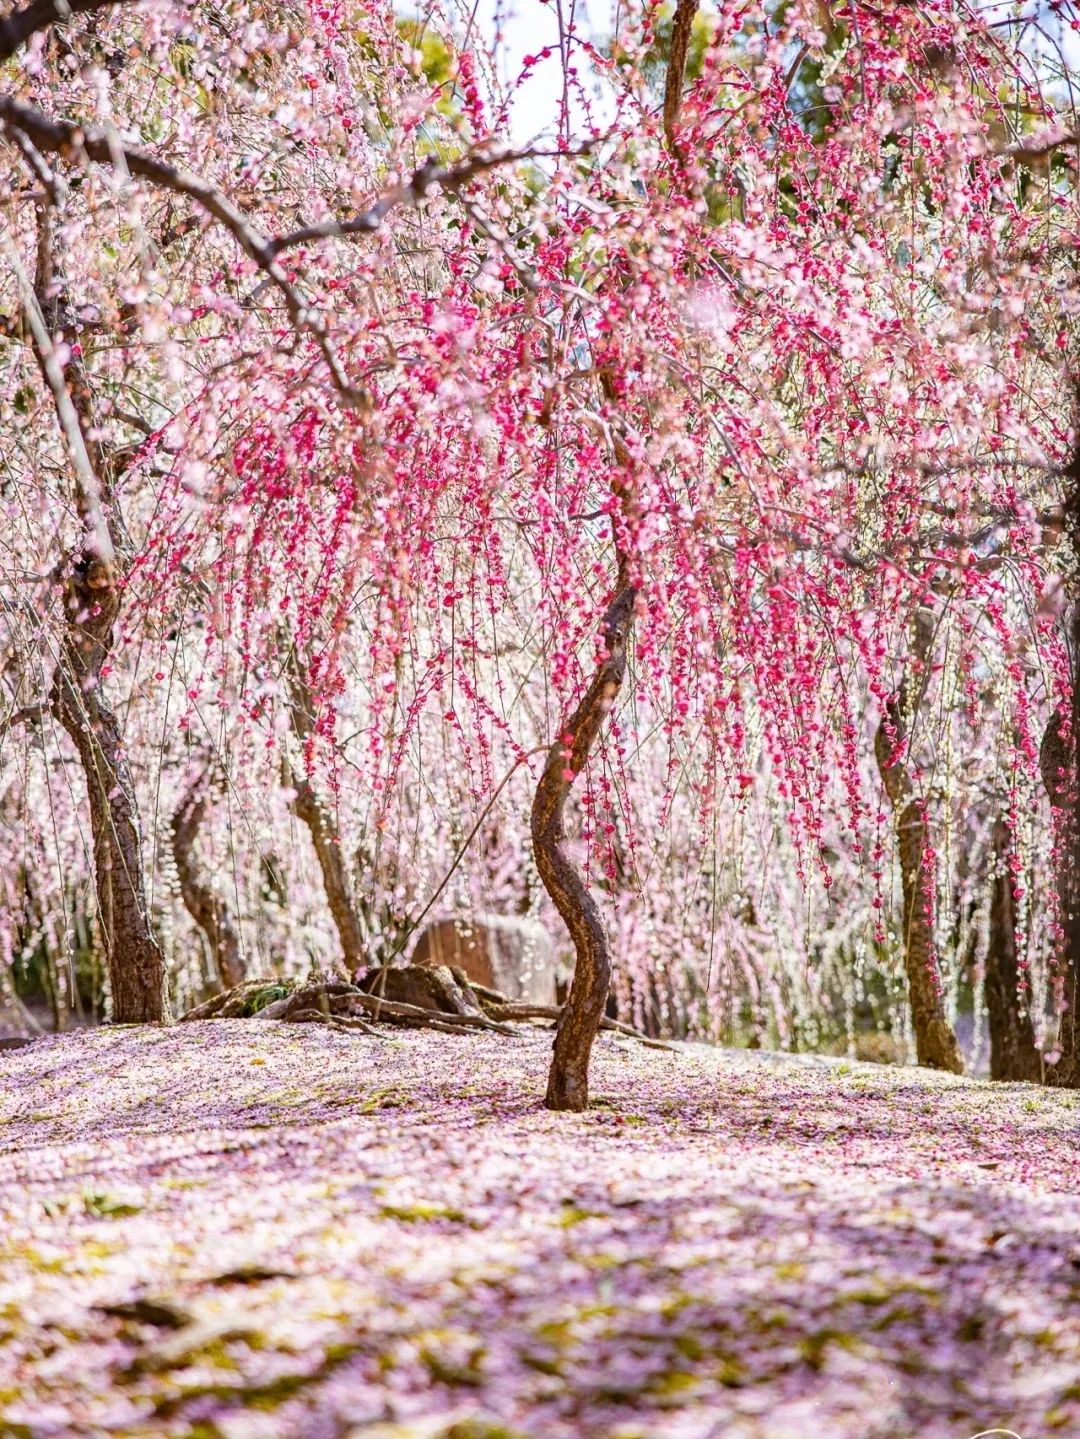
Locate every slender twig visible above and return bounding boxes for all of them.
[267,144,592,257]
[484,1001,678,1051]
[382,746,548,966]
[0,233,115,567]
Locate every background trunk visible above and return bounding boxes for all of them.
[874,628,964,1074]
[1041,709,1080,1087]
[1039,395,1080,1088]
[281,637,366,976]
[171,760,245,991]
[985,818,1042,1082]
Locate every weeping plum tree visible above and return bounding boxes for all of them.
[2,177,168,1021]
[1,0,1078,1100]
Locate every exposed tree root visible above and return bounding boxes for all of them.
[286,1006,380,1037]
[484,1002,679,1051]
[277,979,517,1036]
[179,980,299,1022]
[178,966,669,1051]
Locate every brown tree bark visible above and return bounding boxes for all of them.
[985,817,1042,1082]
[21,184,168,1023]
[1038,392,1080,1087]
[49,598,168,1021]
[534,370,642,1112]
[534,566,637,1111]
[281,637,366,976]
[1041,706,1080,1085]
[171,759,245,990]
[662,0,700,153]
[874,618,963,1074]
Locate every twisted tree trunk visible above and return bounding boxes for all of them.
[171,759,245,990]
[534,567,637,1112]
[281,637,366,976]
[985,817,1042,1082]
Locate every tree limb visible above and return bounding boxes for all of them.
[267,146,581,257]
[0,95,368,408]
[0,0,128,63]
[663,0,700,153]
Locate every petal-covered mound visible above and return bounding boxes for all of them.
[0,1026,1077,1438]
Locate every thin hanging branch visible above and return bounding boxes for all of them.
[0,93,594,408]
[13,184,169,1023]
[0,96,368,409]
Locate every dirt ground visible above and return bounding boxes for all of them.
[0,1022,1075,1438]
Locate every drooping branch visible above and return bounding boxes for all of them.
[2,132,115,567]
[14,181,168,1024]
[0,95,368,408]
[1004,128,1080,160]
[1,94,590,407]
[267,145,589,257]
